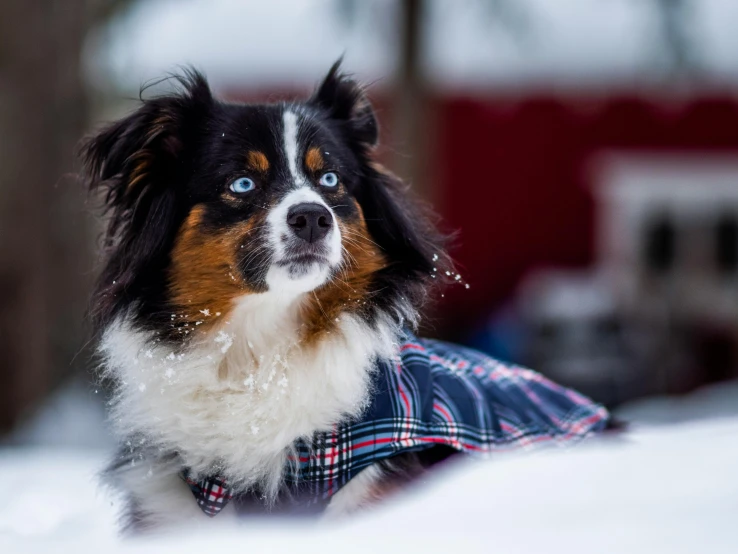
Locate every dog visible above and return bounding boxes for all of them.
[81,63,610,532]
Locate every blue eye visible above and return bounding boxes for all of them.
[229,177,255,194]
[319,172,338,187]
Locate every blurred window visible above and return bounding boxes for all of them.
[644,215,675,273]
[716,213,738,273]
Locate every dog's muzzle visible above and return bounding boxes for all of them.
[263,188,343,292]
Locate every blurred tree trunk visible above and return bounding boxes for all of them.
[392,0,436,203]
[0,1,128,432]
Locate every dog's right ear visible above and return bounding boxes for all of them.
[80,70,213,330]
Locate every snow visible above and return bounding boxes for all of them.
[0,448,117,548]
[2,381,738,553]
[7,379,114,450]
[214,330,234,353]
[617,379,738,425]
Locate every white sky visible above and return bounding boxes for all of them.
[86,0,738,93]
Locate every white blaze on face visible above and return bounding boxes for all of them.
[263,110,342,294]
[282,110,305,187]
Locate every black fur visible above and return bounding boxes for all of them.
[81,62,452,339]
[309,60,379,148]
[80,70,214,333]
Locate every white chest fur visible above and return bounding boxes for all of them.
[100,291,400,496]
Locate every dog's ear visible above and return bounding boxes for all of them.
[309,60,378,148]
[80,70,213,329]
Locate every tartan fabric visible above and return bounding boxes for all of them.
[183,331,609,516]
[182,470,233,517]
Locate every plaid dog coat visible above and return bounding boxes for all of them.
[183,332,609,516]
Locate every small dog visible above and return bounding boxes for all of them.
[81,63,609,532]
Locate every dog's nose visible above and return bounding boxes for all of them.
[286,203,333,243]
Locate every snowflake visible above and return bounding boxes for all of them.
[214,331,233,353]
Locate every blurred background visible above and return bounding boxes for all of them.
[2,0,738,450]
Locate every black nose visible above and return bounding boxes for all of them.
[286,203,333,243]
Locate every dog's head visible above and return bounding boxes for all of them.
[82,63,451,341]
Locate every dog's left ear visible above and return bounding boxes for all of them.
[309,60,379,148]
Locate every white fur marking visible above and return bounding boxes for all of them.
[100,295,403,512]
[113,460,240,532]
[265,187,343,294]
[283,110,302,186]
[324,463,385,517]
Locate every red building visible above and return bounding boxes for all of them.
[434,92,738,337]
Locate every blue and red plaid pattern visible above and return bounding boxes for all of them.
[183,332,609,515]
[182,470,233,517]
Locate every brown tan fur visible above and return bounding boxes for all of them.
[127,151,153,193]
[246,151,270,173]
[300,199,385,344]
[168,205,262,331]
[305,147,325,173]
[126,115,176,194]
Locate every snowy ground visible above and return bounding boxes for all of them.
[2,381,738,554]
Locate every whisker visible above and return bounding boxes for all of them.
[341,228,382,249]
[312,291,329,321]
